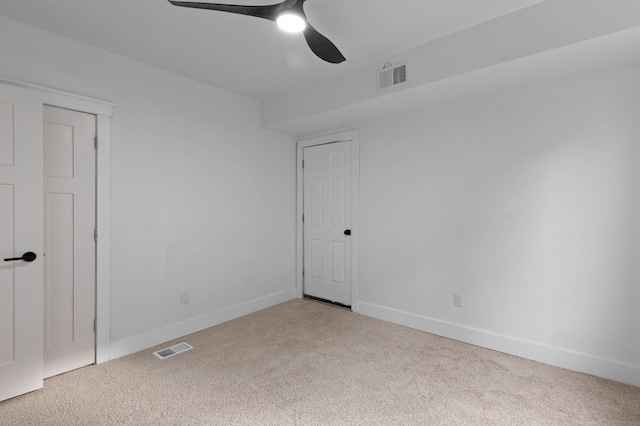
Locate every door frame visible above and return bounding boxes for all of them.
[296,130,360,312]
[0,76,113,365]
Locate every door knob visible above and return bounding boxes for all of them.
[344,230,351,236]
[4,252,37,262]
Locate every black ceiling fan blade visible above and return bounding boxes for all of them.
[168,0,346,64]
[167,0,285,21]
[303,23,346,64]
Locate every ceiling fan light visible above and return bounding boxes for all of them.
[276,13,306,33]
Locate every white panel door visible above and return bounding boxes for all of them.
[303,141,352,306]
[43,106,96,378]
[0,84,44,401]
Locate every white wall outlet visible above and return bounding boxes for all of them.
[454,293,463,308]
[180,291,190,305]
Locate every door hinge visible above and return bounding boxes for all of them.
[302,160,304,168]
[302,214,304,222]
[94,229,98,241]
[94,319,97,333]
[94,136,98,149]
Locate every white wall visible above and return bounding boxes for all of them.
[0,16,296,357]
[357,66,640,386]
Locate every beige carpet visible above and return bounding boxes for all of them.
[1,299,639,425]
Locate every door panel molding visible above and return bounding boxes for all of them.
[296,130,359,312]
[0,76,113,365]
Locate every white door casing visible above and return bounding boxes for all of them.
[297,130,359,310]
[0,83,45,401]
[43,106,96,378]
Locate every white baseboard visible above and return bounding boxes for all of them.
[109,289,296,360]
[358,301,640,388]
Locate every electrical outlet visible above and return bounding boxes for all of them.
[454,293,463,308]
[180,291,190,305]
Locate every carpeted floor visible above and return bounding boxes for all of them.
[1,299,639,425]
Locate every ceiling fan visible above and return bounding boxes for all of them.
[167,0,346,64]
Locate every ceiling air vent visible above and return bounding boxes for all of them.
[377,61,408,92]
[153,342,193,359]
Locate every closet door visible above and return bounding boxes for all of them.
[43,105,96,379]
[0,83,44,401]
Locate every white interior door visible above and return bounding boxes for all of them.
[0,84,44,401]
[303,141,352,306]
[43,106,96,378]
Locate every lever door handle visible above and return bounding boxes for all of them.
[344,230,351,236]
[4,252,37,262]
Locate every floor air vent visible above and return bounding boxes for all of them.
[153,342,193,359]
[377,61,408,92]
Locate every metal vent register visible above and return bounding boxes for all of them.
[377,61,408,91]
[153,342,193,359]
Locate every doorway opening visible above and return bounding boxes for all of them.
[0,77,113,399]
[296,130,360,312]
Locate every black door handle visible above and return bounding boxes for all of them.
[344,230,351,236]
[4,252,37,262]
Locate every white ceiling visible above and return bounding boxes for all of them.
[0,0,546,102]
